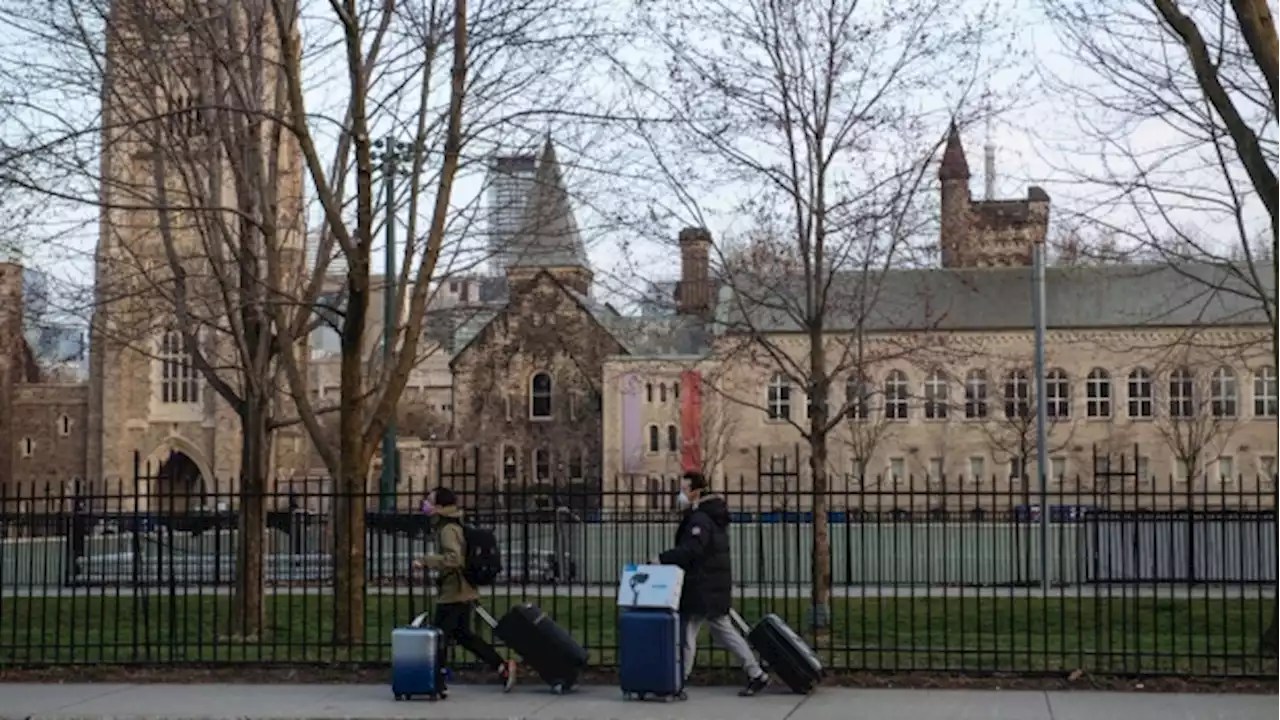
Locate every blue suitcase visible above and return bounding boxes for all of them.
[391,612,442,701]
[619,608,686,702]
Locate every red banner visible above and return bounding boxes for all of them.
[680,370,702,473]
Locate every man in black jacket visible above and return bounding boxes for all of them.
[658,471,770,696]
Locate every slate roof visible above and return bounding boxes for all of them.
[506,138,590,270]
[718,262,1274,333]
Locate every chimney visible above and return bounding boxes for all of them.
[676,227,712,317]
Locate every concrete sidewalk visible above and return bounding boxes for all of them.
[0,683,1273,720]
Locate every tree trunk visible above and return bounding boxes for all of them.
[333,256,371,645]
[233,395,270,639]
[809,434,832,630]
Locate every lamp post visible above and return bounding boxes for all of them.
[373,136,411,513]
[1031,235,1050,590]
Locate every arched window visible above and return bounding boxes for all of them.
[58,414,71,437]
[530,372,553,419]
[923,369,949,420]
[647,425,660,453]
[1127,368,1153,418]
[1169,367,1194,418]
[673,382,681,400]
[666,424,679,453]
[1045,368,1070,418]
[766,373,791,420]
[846,374,871,421]
[1086,368,1111,418]
[1004,369,1030,419]
[964,369,988,419]
[646,383,654,403]
[1255,366,1278,417]
[533,448,550,480]
[884,370,909,421]
[1210,367,1238,417]
[502,445,518,483]
[159,330,200,404]
[659,383,668,402]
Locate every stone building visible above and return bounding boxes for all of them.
[601,128,1278,510]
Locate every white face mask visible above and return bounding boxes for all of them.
[676,491,692,510]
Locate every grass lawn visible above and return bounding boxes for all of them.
[0,593,1272,676]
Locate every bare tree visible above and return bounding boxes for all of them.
[617,0,1015,627]
[1038,7,1275,622]
[979,358,1078,507]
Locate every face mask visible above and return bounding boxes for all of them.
[676,491,692,510]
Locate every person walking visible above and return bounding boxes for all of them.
[413,487,517,696]
[657,471,770,696]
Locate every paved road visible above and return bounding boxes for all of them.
[0,683,1272,719]
[3,584,1274,599]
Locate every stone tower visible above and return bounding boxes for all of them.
[0,261,22,485]
[938,122,1050,269]
[676,227,712,318]
[87,0,307,498]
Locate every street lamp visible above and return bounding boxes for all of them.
[1031,234,1050,590]
[372,135,413,513]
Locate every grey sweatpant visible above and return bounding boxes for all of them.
[682,613,764,680]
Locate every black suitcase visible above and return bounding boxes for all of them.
[731,610,823,694]
[477,603,587,694]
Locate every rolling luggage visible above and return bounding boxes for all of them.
[476,603,587,694]
[619,608,686,702]
[730,609,823,694]
[391,612,443,701]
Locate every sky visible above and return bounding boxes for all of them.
[0,0,1271,325]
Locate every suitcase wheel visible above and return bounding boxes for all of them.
[551,683,564,695]
[393,693,405,701]
[677,690,688,701]
[427,693,438,702]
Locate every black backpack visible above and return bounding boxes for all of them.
[454,522,503,587]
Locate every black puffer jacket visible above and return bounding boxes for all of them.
[658,495,732,617]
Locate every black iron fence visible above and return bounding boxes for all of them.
[0,448,1275,677]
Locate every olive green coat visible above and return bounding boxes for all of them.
[422,505,479,604]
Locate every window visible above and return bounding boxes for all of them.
[1218,455,1235,483]
[673,382,681,400]
[1086,368,1111,418]
[1127,368,1153,418]
[1093,454,1111,477]
[533,448,550,481]
[766,373,791,420]
[964,369,988,419]
[1210,367,1238,417]
[1045,368,1070,418]
[567,448,584,480]
[1136,455,1150,483]
[502,445,518,483]
[1050,456,1067,483]
[1260,455,1277,481]
[58,415,71,437]
[159,330,200,404]
[647,425,660,453]
[646,383,654,403]
[1009,456,1025,481]
[928,457,944,482]
[924,370,949,420]
[846,375,871,421]
[850,458,865,483]
[19,437,33,458]
[1174,458,1189,485]
[659,383,668,403]
[1254,366,1277,417]
[530,372,553,419]
[1004,370,1030,419]
[884,370,909,421]
[968,456,985,484]
[889,457,905,484]
[1169,367,1194,418]
[666,424,679,453]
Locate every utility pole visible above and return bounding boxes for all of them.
[1032,234,1050,590]
[373,136,408,513]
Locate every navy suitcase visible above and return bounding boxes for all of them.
[478,604,586,694]
[619,608,686,702]
[391,612,442,701]
[730,610,823,694]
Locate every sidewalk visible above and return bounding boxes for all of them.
[0,683,1273,720]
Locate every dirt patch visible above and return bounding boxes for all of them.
[0,665,1274,694]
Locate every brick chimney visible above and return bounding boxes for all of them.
[676,227,712,317]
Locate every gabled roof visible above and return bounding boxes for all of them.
[506,138,589,270]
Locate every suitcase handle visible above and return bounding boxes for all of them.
[409,612,430,629]
[474,604,499,630]
[728,608,752,635]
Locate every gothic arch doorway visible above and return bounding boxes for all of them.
[154,451,205,513]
